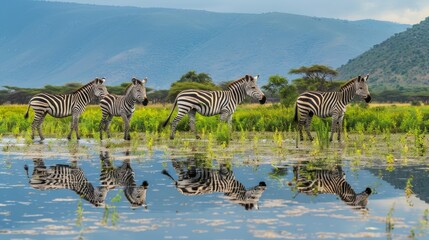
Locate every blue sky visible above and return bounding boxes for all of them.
[49,0,429,24]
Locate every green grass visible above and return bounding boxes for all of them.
[2,103,429,139]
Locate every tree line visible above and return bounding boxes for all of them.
[0,65,425,105]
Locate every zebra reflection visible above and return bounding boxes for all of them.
[99,151,149,208]
[162,158,266,210]
[24,158,108,207]
[292,162,371,209]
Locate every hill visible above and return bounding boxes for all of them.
[0,0,409,89]
[337,17,429,93]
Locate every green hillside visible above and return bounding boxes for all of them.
[0,0,408,89]
[337,17,429,94]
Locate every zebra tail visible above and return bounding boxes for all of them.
[24,103,31,119]
[161,98,177,128]
[293,104,298,122]
[161,169,177,184]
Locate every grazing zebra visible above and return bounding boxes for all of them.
[99,151,149,208]
[24,77,108,141]
[24,158,108,207]
[293,163,372,209]
[99,77,149,140]
[294,75,371,141]
[162,74,266,139]
[162,158,266,210]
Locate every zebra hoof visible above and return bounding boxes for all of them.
[169,136,174,140]
[196,135,201,139]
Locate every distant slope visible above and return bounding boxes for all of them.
[337,17,429,91]
[0,0,409,89]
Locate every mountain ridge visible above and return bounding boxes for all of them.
[0,0,409,89]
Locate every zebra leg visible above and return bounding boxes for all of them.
[298,120,305,141]
[121,113,131,140]
[170,113,185,140]
[337,116,344,142]
[305,114,314,141]
[329,118,337,142]
[105,115,113,139]
[67,114,80,140]
[188,109,200,139]
[35,112,47,141]
[99,118,105,140]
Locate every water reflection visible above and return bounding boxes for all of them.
[99,151,149,208]
[162,156,266,210]
[23,150,149,208]
[292,161,372,209]
[24,158,108,207]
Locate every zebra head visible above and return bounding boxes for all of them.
[355,75,371,103]
[131,77,149,106]
[244,75,266,104]
[93,186,109,207]
[124,181,149,209]
[241,181,267,210]
[353,187,372,209]
[93,77,108,99]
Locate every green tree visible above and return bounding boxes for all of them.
[167,81,221,102]
[289,64,338,92]
[262,75,298,107]
[178,70,214,84]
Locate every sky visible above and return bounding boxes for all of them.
[49,0,429,24]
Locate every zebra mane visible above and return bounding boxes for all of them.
[72,79,98,94]
[339,76,359,91]
[228,75,250,88]
[124,83,133,95]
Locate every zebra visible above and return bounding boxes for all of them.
[162,74,266,139]
[162,157,266,210]
[24,77,108,141]
[99,77,148,140]
[24,158,108,207]
[293,163,372,209]
[99,151,149,208]
[294,75,371,141]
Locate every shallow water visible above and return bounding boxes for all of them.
[0,134,428,239]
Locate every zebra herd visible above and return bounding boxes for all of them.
[24,73,371,143]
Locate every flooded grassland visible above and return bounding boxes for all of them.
[0,131,428,239]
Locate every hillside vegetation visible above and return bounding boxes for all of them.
[0,0,408,89]
[337,17,429,95]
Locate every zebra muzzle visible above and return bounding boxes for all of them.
[364,95,372,103]
[142,98,149,106]
[259,96,267,104]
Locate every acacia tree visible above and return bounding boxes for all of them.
[289,65,338,92]
[167,71,220,102]
[262,75,297,107]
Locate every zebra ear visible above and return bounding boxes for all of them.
[132,77,138,85]
[143,77,148,84]
[96,77,105,84]
[364,74,369,82]
[254,75,259,81]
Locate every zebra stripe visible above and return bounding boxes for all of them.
[25,158,108,207]
[99,77,148,140]
[99,151,149,208]
[24,77,108,141]
[294,75,371,141]
[162,74,266,139]
[293,164,372,208]
[162,158,266,210]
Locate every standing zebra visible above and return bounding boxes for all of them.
[162,157,267,210]
[294,75,371,141]
[99,151,149,208]
[293,163,372,209]
[24,158,108,207]
[162,74,266,139]
[24,77,108,141]
[99,77,148,140]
